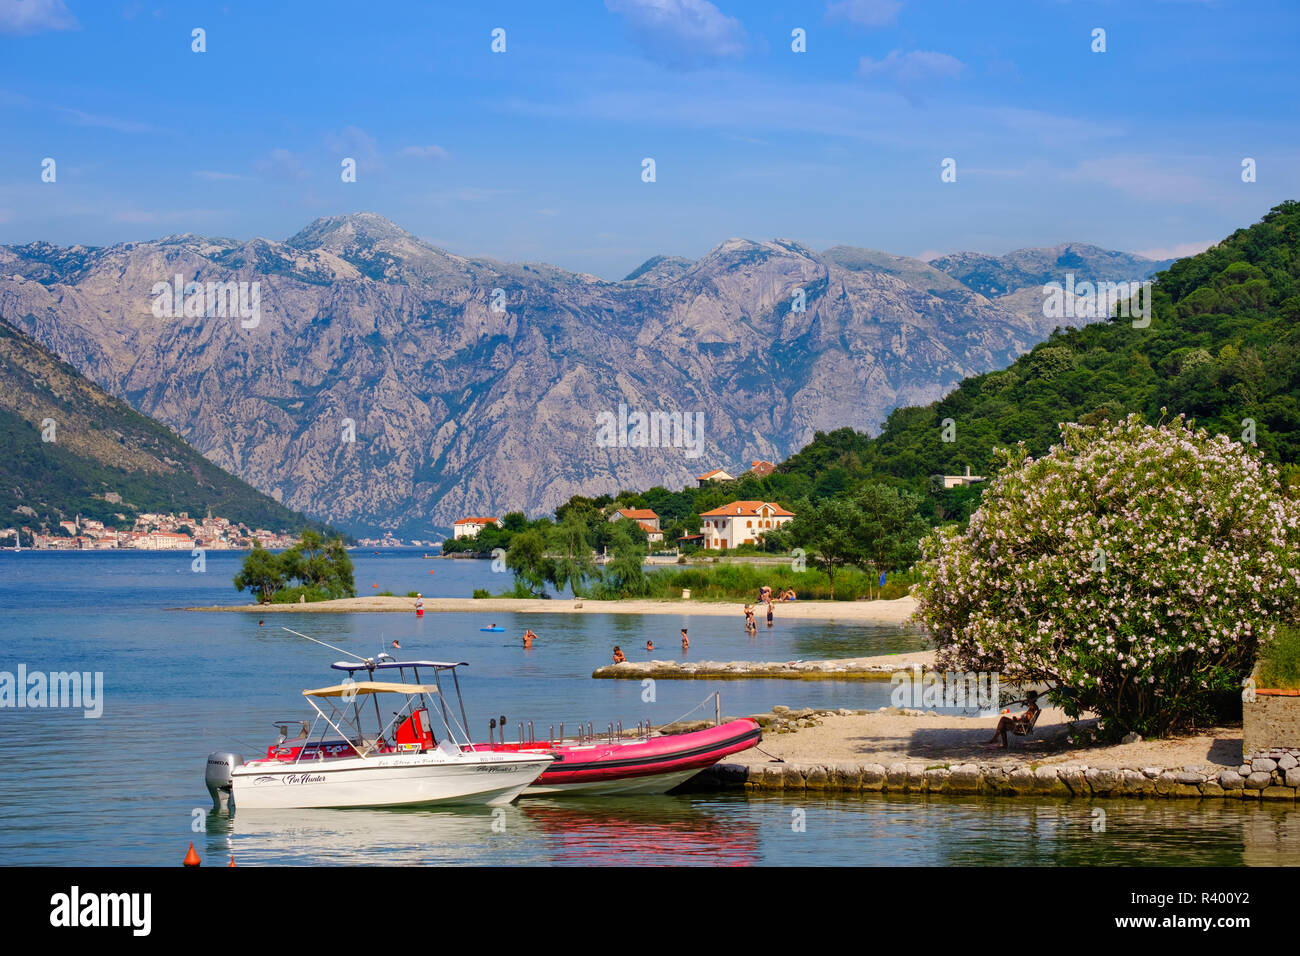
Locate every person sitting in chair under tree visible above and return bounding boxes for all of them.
[985,691,1041,749]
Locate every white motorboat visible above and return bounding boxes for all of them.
[205,656,553,810]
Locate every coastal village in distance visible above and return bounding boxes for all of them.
[11,509,300,551]
[10,459,989,553]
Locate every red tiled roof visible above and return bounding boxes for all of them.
[698,500,795,518]
[613,508,659,521]
[454,517,499,525]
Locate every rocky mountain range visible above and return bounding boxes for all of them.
[0,318,318,536]
[0,214,1171,536]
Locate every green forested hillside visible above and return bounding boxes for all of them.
[0,318,335,537]
[599,201,1300,535]
[788,200,1300,496]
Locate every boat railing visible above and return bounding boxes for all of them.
[485,716,657,747]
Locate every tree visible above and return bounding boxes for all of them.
[601,520,649,597]
[277,529,355,599]
[853,483,928,576]
[787,498,864,595]
[237,529,355,602]
[547,516,596,597]
[233,543,287,603]
[914,414,1300,738]
[505,528,552,596]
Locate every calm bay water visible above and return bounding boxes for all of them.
[0,549,1293,866]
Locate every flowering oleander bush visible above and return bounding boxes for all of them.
[914,413,1300,738]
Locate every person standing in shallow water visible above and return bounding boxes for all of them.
[766,601,774,627]
[680,628,689,651]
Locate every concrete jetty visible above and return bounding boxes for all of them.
[592,650,935,680]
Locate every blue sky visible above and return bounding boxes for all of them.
[1,0,1297,278]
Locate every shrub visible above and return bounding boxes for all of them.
[472,588,491,599]
[1255,626,1300,690]
[915,414,1300,738]
[271,585,333,604]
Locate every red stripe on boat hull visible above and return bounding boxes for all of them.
[475,718,761,788]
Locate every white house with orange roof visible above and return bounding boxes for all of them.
[696,467,735,487]
[698,500,794,550]
[452,516,501,540]
[608,507,663,543]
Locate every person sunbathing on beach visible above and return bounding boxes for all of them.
[612,646,626,663]
[985,692,1040,749]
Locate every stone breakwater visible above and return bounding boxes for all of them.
[593,653,931,681]
[695,750,1300,802]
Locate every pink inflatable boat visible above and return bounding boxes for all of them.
[478,718,762,796]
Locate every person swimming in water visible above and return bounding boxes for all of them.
[645,640,655,652]
[522,629,536,648]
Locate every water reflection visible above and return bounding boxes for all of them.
[219,795,760,866]
[210,792,1298,867]
[519,796,761,866]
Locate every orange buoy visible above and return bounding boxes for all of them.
[228,855,236,867]
[183,842,201,867]
[372,583,377,588]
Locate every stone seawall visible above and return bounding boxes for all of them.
[1244,691,1300,754]
[593,651,933,681]
[692,755,1300,801]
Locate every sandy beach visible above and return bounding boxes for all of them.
[186,594,921,624]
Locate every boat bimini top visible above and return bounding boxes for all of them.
[303,681,441,697]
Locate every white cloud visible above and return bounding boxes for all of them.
[399,145,451,160]
[195,170,253,182]
[257,148,310,181]
[425,187,514,203]
[857,49,965,85]
[605,0,746,67]
[1132,240,1217,261]
[0,0,78,35]
[326,125,383,172]
[57,106,151,132]
[826,0,901,28]
[1063,156,1213,203]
